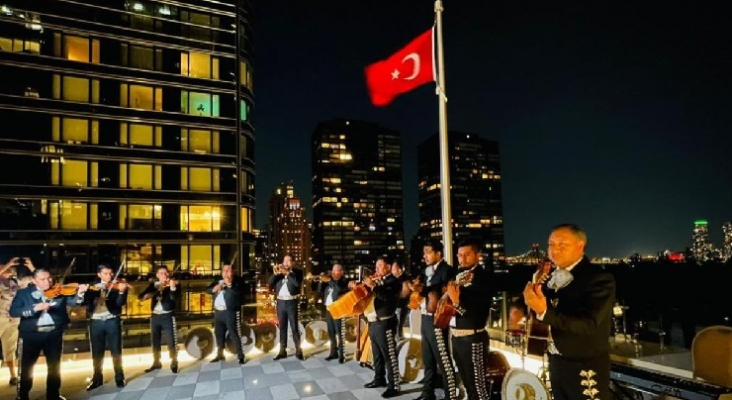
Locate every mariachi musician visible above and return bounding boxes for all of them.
[322,263,349,363]
[206,263,246,364]
[138,265,179,373]
[412,240,458,400]
[10,267,89,400]
[354,256,402,399]
[82,264,129,390]
[445,240,493,400]
[269,254,303,360]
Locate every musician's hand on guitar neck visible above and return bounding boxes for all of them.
[446,282,460,304]
[523,282,547,315]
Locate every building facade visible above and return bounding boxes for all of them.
[691,220,713,263]
[722,221,732,261]
[267,181,311,272]
[0,0,256,275]
[311,119,405,274]
[416,131,504,267]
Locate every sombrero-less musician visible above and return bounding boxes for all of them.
[524,224,616,400]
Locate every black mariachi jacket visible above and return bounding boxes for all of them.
[206,276,245,310]
[541,256,615,360]
[137,282,177,313]
[454,265,493,330]
[420,260,456,297]
[370,274,401,318]
[81,282,128,317]
[322,276,349,303]
[9,284,80,333]
[268,268,302,297]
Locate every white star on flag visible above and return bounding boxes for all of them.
[391,69,400,80]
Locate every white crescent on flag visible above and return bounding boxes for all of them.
[401,53,421,80]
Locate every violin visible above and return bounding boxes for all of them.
[44,283,81,298]
[89,278,128,292]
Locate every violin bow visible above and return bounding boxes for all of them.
[112,257,126,283]
[59,257,76,285]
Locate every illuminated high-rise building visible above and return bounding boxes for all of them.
[416,132,505,267]
[0,0,256,274]
[691,220,713,262]
[311,119,405,273]
[723,221,732,261]
[268,181,311,273]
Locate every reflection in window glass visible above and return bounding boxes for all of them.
[119,204,162,230]
[120,84,163,110]
[181,244,221,273]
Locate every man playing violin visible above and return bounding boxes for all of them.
[138,265,179,373]
[355,256,402,399]
[269,254,304,360]
[10,267,90,400]
[81,264,129,390]
[323,263,349,363]
[446,240,494,400]
[207,263,247,364]
[412,240,458,400]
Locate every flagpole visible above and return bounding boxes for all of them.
[435,0,453,265]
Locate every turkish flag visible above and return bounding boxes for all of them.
[365,28,435,107]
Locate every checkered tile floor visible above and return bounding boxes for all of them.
[0,345,441,400]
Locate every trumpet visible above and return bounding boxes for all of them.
[305,272,332,282]
[273,264,289,275]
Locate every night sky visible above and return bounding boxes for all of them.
[250,0,731,257]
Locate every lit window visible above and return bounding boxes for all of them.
[54,34,100,63]
[51,159,97,187]
[120,164,162,189]
[50,201,92,230]
[121,44,161,71]
[181,167,219,191]
[181,244,221,273]
[181,91,219,116]
[120,84,163,110]
[180,206,221,231]
[241,207,252,232]
[181,129,219,153]
[120,123,162,147]
[181,52,219,79]
[52,117,99,144]
[0,36,41,54]
[240,100,248,121]
[52,75,100,103]
[119,204,162,230]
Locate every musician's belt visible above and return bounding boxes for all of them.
[277,295,299,301]
[421,311,434,316]
[367,315,394,323]
[36,325,56,333]
[91,314,118,321]
[214,306,228,311]
[450,328,485,337]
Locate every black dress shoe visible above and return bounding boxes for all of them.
[415,394,436,400]
[381,388,400,398]
[86,380,102,391]
[364,380,387,388]
[116,379,126,388]
[295,352,304,361]
[273,353,287,360]
[338,357,345,364]
[238,357,247,365]
[325,354,338,361]
[144,363,162,373]
[171,360,179,373]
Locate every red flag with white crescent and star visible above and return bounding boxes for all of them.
[365,28,435,107]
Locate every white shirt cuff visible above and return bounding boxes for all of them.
[537,310,547,320]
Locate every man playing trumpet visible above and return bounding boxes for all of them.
[269,255,303,360]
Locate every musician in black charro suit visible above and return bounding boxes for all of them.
[357,257,403,398]
[138,265,179,373]
[207,263,246,364]
[524,224,616,400]
[322,263,349,363]
[445,240,493,400]
[412,240,458,400]
[269,254,304,360]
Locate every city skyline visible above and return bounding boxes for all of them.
[251,0,731,258]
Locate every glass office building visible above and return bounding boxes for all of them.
[0,0,256,275]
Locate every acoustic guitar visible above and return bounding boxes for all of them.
[407,277,423,310]
[526,261,552,356]
[433,269,475,329]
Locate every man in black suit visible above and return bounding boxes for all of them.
[82,264,129,390]
[207,263,246,364]
[524,224,616,400]
[413,240,458,400]
[10,267,89,400]
[358,257,403,399]
[323,263,349,362]
[446,240,494,400]
[269,254,303,360]
[138,265,179,373]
